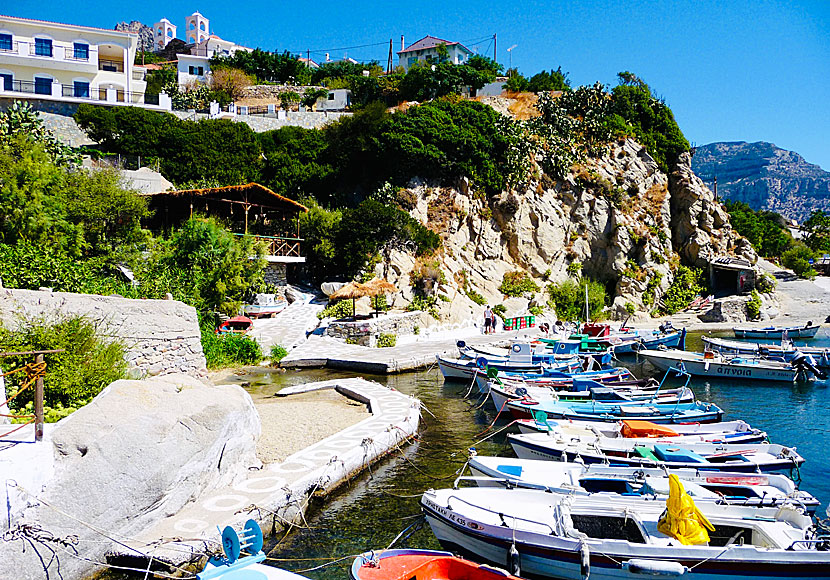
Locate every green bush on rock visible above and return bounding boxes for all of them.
[661,266,704,314]
[547,278,607,322]
[0,315,127,419]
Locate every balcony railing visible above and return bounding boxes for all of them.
[234,234,304,258]
[2,78,147,104]
[98,59,124,72]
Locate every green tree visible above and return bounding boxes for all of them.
[802,210,830,253]
[527,67,571,92]
[547,278,607,321]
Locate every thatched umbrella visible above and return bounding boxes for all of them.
[363,278,399,316]
[329,281,373,318]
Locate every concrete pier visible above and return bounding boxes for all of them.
[280,329,542,373]
[111,377,420,570]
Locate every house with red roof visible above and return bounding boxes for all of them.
[396,35,473,71]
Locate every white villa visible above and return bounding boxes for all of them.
[0,14,169,109]
[397,35,473,71]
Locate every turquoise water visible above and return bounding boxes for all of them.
[259,329,830,579]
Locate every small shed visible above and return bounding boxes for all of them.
[708,256,756,296]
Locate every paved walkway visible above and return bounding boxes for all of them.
[124,378,420,565]
[248,289,325,351]
[281,327,542,373]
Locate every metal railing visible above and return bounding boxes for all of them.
[29,43,53,57]
[234,234,303,257]
[2,79,150,105]
[98,59,124,72]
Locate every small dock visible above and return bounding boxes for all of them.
[280,329,542,373]
[111,378,420,570]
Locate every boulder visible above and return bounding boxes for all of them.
[0,373,260,580]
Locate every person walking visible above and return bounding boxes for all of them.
[483,305,493,334]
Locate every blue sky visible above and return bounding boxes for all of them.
[9,1,830,169]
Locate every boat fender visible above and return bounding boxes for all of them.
[508,543,521,576]
[622,558,687,576]
[457,340,466,349]
[580,542,590,579]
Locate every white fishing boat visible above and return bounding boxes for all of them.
[733,322,821,339]
[508,432,804,473]
[242,293,288,318]
[464,455,820,512]
[421,486,830,580]
[703,335,830,370]
[638,348,800,382]
[514,416,767,444]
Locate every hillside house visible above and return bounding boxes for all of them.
[0,14,171,111]
[397,35,473,71]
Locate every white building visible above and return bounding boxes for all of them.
[0,14,169,110]
[176,53,210,85]
[184,12,209,45]
[153,18,176,51]
[397,35,473,71]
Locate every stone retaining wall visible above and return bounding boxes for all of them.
[0,289,206,378]
[326,311,426,346]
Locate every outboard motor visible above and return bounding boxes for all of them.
[791,350,828,380]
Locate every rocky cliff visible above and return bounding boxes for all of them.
[375,137,753,325]
[691,141,830,221]
[114,21,154,53]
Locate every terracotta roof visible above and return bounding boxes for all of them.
[0,13,136,36]
[397,35,471,55]
[145,183,309,212]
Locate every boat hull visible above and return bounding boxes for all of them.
[639,351,797,382]
[422,497,829,580]
[508,436,801,473]
[613,330,685,354]
[733,325,821,339]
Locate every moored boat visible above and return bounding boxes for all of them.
[421,486,830,580]
[350,549,521,580]
[638,348,801,382]
[508,432,804,472]
[505,398,723,423]
[702,335,830,371]
[465,455,819,511]
[733,323,821,339]
[515,416,767,444]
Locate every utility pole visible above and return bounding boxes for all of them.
[387,39,393,74]
[493,33,497,63]
[714,176,718,201]
[307,49,310,66]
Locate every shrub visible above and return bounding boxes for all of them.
[406,295,439,318]
[499,271,540,297]
[376,333,397,348]
[566,261,583,278]
[547,278,607,321]
[0,315,127,416]
[782,243,817,279]
[317,300,354,320]
[270,344,289,363]
[746,290,762,320]
[465,288,487,305]
[492,304,507,319]
[625,302,636,316]
[201,327,263,369]
[661,266,704,314]
[529,305,544,316]
[757,273,776,293]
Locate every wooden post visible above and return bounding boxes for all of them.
[34,354,44,442]
[244,204,250,234]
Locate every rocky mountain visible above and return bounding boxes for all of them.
[114,20,154,53]
[374,137,753,323]
[691,141,830,221]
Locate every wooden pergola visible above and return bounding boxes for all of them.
[143,183,309,256]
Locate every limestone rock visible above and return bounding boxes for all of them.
[0,374,260,580]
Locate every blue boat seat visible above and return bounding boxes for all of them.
[652,444,708,464]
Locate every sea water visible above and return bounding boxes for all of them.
[259,330,830,579]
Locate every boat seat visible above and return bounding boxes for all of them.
[653,444,708,464]
[633,446,660,461]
